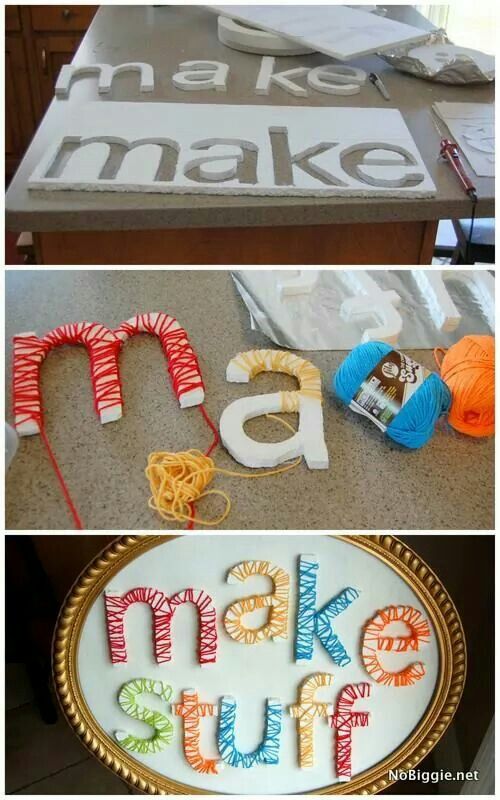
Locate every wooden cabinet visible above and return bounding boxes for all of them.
[5,5,98,178]
[5,36,35,175]
[33,34,84,111]
[30,5,98,32]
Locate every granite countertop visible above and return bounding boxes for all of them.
[6,5,494,232]
[5,270,494,530]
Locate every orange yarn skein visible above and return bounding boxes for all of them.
[434,335,495,438]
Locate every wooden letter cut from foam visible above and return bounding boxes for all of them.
[256,56,309,96]
[172,61,229,92]
[55,63,154,97]
[295,555,359,665]
[224,560,290,643]
[13,311,205,437]
[219,350,329,469]
[307,65,366,96]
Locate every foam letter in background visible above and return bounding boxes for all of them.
[224,560,290,644]
[220,350,328,469]
[307,65,366,96]
[295,555,359,665]
[255,56,308,97]
[338,271,403,344]
[330,683,370,781]
[412,269,495,333]
[289,673,334,768]
[55,62,154,97]
[218,696,282,768]
[362,605,430,686]
[278,270,319,298]
[115,678,173,754]
[173,61,229,92]
[104,586,217,665]
[172,689,223,774]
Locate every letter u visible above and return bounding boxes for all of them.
[217,696,282,768]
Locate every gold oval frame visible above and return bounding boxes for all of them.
[53,534,466,795]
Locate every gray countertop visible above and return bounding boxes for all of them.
[5,5,494,232]
[5,270,494,530]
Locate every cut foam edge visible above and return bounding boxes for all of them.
[179,387,205,408]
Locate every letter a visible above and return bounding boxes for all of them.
[224,560,290,643]
[220,349,328,469]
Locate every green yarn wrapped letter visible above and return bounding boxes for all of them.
[115,678,174,754]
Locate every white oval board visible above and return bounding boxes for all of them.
[75,535,441,794]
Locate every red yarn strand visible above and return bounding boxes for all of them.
[40,428,84,529]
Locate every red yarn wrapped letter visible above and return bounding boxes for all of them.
[104,586,217,665]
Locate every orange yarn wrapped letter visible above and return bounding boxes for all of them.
[434,335,495,438]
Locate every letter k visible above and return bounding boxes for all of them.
[295,554,359,664]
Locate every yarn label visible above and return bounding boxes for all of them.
[350,350,429,432]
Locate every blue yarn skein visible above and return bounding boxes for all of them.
[333,341,451,449]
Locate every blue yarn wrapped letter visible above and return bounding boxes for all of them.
[218,696,282,768]
[295,554,359,664]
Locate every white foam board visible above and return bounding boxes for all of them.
[206,5,430,61]
[28,101,436,198]
[433,101,494,178]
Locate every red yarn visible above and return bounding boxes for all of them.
[330,683,371,780]
[116,313,205,402]
[43,322,122,417]
[40,428,84,529]
[12,334,49,431]
[12,313,210,531]
[104,586,218,664]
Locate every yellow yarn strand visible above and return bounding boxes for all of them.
[231,350,322,404]
[146,415,301,527]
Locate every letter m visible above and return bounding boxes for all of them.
[104,586,217,665]
[44,136,179,182]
